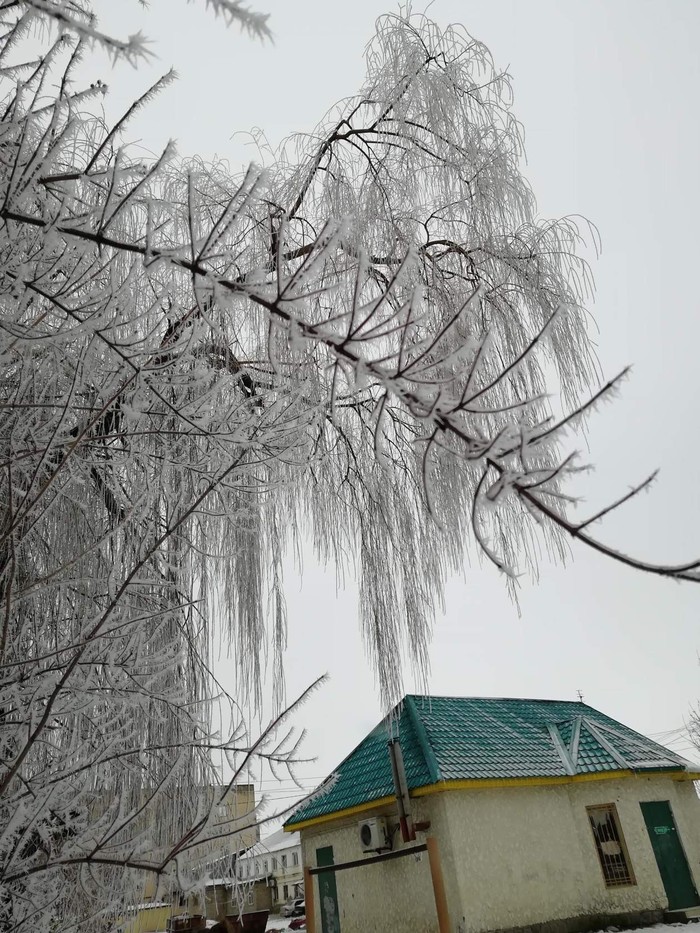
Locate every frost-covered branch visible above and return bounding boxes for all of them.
[12,0,270,65]
[0,6,698,931]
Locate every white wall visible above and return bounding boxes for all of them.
[237,837,304,909]
[438,774,700,932]
[301,798,446,933]
[300,775,700,933]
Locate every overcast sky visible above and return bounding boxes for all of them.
[80,1,700,817]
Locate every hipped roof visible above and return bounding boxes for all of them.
[285,695,696,828]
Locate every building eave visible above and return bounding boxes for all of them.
[286,767,699,832]
[286,794,398,832]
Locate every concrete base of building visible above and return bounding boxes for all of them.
[492,908,665,933]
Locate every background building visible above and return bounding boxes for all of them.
[236,828,304,912]
[124,783,259,933]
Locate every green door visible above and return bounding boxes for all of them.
[640,801,699,910]
[316,845,341,933]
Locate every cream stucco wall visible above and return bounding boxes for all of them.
[440,775,700,932]
[301,797,441,933]
[300,775,700,933]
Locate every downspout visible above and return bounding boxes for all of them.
[388,737,415,843]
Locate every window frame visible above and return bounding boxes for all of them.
[587,803,636,888]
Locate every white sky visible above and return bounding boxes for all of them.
[78,1,700,815]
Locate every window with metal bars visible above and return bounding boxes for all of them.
[587,804,635,886]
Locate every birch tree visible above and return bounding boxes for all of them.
[1,3,698,931]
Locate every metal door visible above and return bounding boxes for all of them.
[316,845,341,933]
[640,800,699,910]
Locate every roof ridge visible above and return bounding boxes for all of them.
[405,693,594,707]
[580,717,631,770]
[546,723,576,776]
[404,695,441,783]
[587,719,690,767]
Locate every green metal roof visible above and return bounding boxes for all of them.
[285,696,695,828]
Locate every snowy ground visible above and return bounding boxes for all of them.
[629,926,699,933]
[260,922,697,933]
[265,917,302,932]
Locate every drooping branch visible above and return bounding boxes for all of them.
[1,9,698,931]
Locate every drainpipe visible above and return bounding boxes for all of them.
[387,738,415,843]
[303,866,315,933]
[426,836,451,933]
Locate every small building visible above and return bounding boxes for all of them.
[236,828,304,911]
[285,696,700,933]
[204,876,272,919]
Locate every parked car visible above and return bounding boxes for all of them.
[281,898,304,918]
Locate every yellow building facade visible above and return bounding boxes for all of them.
[121,783,259,932]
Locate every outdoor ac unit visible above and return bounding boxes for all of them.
[358,817,389,853]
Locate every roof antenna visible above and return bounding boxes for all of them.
[576,690,584,703]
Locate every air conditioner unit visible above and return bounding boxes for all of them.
[358,817,390,853]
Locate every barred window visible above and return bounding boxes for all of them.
[587,804,635,887]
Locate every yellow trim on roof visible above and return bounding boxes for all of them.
[286,795,398,832]
[287,768,698,832]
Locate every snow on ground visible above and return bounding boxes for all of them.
[260,922,697,933]
[265,917,302,932]
[634,926,699,933]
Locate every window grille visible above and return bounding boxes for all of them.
[587,804,635,886]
